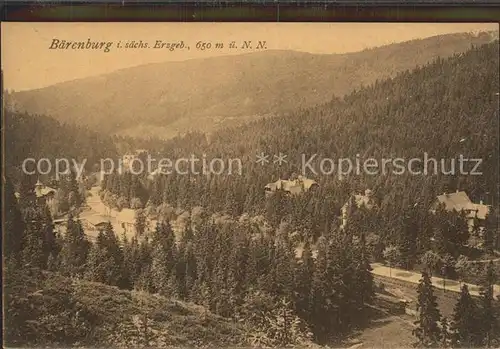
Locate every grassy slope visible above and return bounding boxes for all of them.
[3,268,247,348]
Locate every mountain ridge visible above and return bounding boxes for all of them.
[8,30,498,139]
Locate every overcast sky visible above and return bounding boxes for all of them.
[2,22,498,91]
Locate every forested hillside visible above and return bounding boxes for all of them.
[3,41,500,348]
[124,41,499,223]
[7,31,497,138]
[3,111,167,180]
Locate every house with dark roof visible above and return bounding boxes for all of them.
[15,179,56,207]
[264,176,318,196]
[340,189,378,230]
[431,190,490,231]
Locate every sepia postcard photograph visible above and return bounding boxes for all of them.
[1,21,500,348]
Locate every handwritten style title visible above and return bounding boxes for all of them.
[48,38,268,53]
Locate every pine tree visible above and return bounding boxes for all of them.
[440,316,449,348]
[265,190,288,229]
[183,241,197,300]
[35,205,60,271]
[84,231,109,284]
[134,236,154,292]
[68,168,83,209]
[150,221,177,295]
[20,207,46,269]
[122,235,143,288]
[479,261,498,347]
[18,173,36,211]
[271,234,295,299]
[451,284,481,348]
[84,223,124,287]
[226,230,251,311]
[352,233,375,315]
[294,240,314,324]
[399,206,418,269]
[3,175,25,263]
[483,208,497,253]
[413,271,441,348]
[134,209,147,236]
[433,208,469,258]
[309,235,342,341]
[270,296,312,347]
[119,233,133,290]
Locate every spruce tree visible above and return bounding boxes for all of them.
[68,168,83,209]
[150,221,177,295]
[451,284,481,348]
[440,316,449,348]
[479,261,498,347]
[271,234,295,299]
[413,271,441,347]
[3,175,25,263]
[40,206,58,265]
[20,206,47,269]
[483,208,497,253]
[294,240,315,324]
[84,223,124,287]
[59,215,90,277]
[399,206,418,269]
[353,233,375,315]
[226,231,251,311]
[18,173,36,211]
[134,209,147,236]
[310,235,342,342]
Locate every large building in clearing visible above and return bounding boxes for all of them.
[431,190,490,231]
[264,176,318,196]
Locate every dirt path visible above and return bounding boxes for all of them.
[371,263,500,297]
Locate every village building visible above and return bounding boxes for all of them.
[116,208,136,236]
[431,190,490,231]
[264,175,318,196]
[53,218,67,235]
[34,179,56,204]
[82,215,110,232]
[121,149,149,173]
[15,179,56,207]
[340,189,378,230]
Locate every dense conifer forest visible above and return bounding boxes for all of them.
[3,41,500,348]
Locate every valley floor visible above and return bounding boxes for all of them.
[346,315,416,349]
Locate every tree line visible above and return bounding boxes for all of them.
[413,263,499,348]
[4,175,374,346]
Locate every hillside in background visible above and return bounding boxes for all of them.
[7,31,498,139]
[139,41,499,224]
[3,111,169,180]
